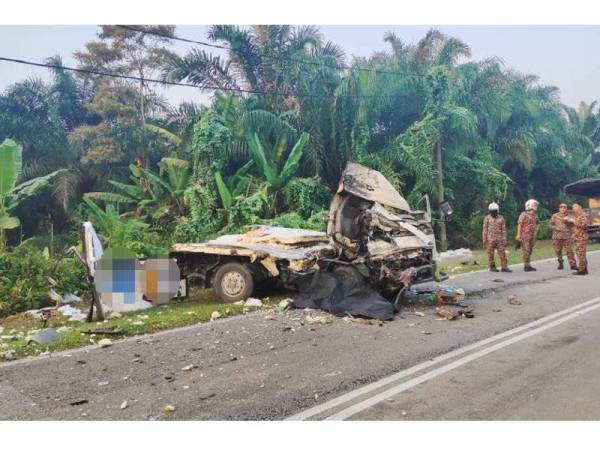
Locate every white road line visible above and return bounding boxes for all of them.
[325,297,600,420]
[287,295,600,420]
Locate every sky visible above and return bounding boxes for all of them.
[0,25,598,108]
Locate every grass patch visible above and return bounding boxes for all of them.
[439,239,600,275]
[0,289,288,361]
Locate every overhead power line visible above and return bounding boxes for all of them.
[0,56,276,96]
[0,55,416,100]
[116,25,420,78]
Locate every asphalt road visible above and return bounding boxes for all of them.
[1,251,599,420]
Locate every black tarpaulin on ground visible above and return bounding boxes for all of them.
[292,271,395,320]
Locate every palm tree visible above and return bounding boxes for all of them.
[165,25,344,112]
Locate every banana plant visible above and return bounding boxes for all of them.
[0,139,68,250]
[0,139,22,247]
[246,131,310,191]
[85,157,191,219]
[214,160,254,209]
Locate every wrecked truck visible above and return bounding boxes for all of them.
[169,162,439,304]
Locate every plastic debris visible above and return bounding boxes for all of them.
[210,311,222,321]
[98,338,113,348]
[1,350,15,360]
[438,248,476,265]
[181,364,196,371]
[120,400,128,410]
[27,328,60,345]
[164,405,175,413]
[61,293,81,304]
[57,304,87,321]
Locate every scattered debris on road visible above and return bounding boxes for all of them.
[304,314,333,325]
[342,316,380,326]
[120,400,128,410]
[181,364,197,371]
[436,306,459,320]
[98,338,112,348]
[244,298,263,308]
[163,404,175,413]
[508,295,523,306]
[210,311,222,321]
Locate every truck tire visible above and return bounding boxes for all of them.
[213,262,254,303]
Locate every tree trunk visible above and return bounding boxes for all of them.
[435,139,447,251]
[139,75,146,126]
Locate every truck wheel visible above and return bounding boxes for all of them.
[213,262,254,303]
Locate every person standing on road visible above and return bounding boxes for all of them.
[482,202,511,273]
[564,202,589,275]
[549,203,577,271]
[516,199,539,271]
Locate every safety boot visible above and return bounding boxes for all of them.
[557,259,564,270]
[489,266,499,272]
[524,265,536,272]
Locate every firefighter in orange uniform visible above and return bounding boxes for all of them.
[482,202,511,272]
[564,202,589,275]
[549,203,577,270]
[516,199,539,271]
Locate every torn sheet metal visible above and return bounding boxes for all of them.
[337,162,411,212]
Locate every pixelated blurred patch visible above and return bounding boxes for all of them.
[94,248,180,312]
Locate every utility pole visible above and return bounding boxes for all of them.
[435,139,447,251]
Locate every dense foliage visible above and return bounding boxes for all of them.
[0,25,599,316]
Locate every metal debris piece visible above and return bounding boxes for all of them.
[507,295,522,306]
[82,327,123,335]
[342,316,377,325]
[304,314,333,325]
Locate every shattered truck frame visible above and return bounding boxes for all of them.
[169,163,438,303]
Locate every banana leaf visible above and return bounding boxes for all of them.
[0,215,20,230]
[0,139,22,197]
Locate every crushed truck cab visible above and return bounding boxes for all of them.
[169,163,438,303]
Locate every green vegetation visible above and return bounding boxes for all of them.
[1,25,599,320]
[0,292,287,360]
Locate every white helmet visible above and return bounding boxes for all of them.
[488,202,499,211]
[525,199,539,210]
